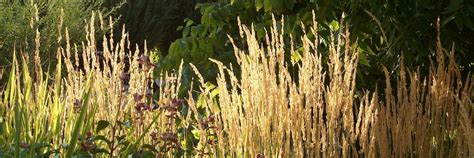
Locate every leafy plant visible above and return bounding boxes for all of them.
[160,0,474,92]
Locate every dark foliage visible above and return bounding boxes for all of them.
[103,0,214,56]
[158,0,474,92]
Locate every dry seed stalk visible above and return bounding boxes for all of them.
[189,13,473,157]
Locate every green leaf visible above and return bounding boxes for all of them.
[94,135,112,145]
[359,43,376,55]
[198,26,208,37]
[191,27,198,37]
[256,0,263,11]
[292,51,302,63]
[197,94,206,108]
[358,51,370,67]
[442,14,457,27]
[190,39,201,61]
[201,39,213,57]
[205,82,216,90]
[210,88,220,99]
[185,19,194,27]
[191,129,200,139]
[329,20,340,31]
[96,120,110,133]
[264,0,272,12]
[182,27,190,37]
[176,25,184,31]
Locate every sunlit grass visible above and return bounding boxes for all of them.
[0,10,472,157]
[189,15,473,157]
[0,11,186,157]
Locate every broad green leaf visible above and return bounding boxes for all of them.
[182,27,190,37]
[191,27,198,37]
[185,19,194,27]
[197,94,206,108]
[96,120,110,133]
[94,135,112,145]
[191,129,200,139]
[358,51,370,67]
[359,43,376,55]
[176,25,184,31]
[210,88,220,99]
[329,20,340,31]
[198,26,208,37]
[256,0,263,11]
[292,50,302,63]
[264,0,272,12]
[442,14,457,27]
[205,82,216,90]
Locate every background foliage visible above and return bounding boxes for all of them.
[102,0,213,55]
[2,0,471,92]
[158,0,474,91]
[0,1,112,85]
[0,0,472,157]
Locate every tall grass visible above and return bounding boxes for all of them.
[0,11,187,157]
[0,10,472,157]
[191,15,473,157]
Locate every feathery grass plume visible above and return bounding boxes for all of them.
[0,10,186,157]
[61,12,186,157]
[370,18,473,157]
[204,12,364,157]
[189,13,473,157]
[456,73,473,156]
[0,7,472,157]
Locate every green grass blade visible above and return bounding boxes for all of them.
[122,110,163,157]
[65,72,94,158]
[10,52,20,158]
[52,49,63,143]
